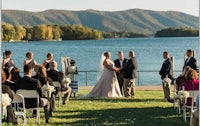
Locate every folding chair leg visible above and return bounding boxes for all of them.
[36,109,40,124]
[23,115,27,126]
[183,108,187,122]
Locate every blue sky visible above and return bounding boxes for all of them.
[2,0,199,16]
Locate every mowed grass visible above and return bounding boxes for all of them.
[3,90,189,126]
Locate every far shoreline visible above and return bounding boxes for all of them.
[2,36,198,43]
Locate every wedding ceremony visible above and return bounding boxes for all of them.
[1,0,199,126]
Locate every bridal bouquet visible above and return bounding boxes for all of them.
[62,77,71,87]
[2,93,12,115]
[42,84,56,97]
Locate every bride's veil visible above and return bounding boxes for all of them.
[97,52,105,80]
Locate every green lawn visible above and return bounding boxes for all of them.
[3,90,189,126]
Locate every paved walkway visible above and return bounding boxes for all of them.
[79,85,175,91]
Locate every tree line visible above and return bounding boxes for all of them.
[103,32,148,38]
[155,27,199,37]
[2,23,103,41]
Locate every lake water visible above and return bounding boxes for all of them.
[2,37,198,86]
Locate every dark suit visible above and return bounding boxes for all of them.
[16,76,51,121]
[47,70,63,83]
[47,70,72,104]
[114,58,127,95]
[121,57,138,79]
[159,58,173,80]
[121,57,138,97]
[183,57,197,71]
[159,58,173,99]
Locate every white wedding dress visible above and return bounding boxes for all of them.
[88,60,122,97]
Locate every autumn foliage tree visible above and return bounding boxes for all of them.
[2,23,103,41]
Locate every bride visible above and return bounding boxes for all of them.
[88,51,122,97]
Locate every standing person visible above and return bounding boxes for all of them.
[121,51,138,98]
[43,53,54,71]
[183,49,197,71]
[87,51,122,98]
[2,50,14,69]
[66,59,78,81]
[159,51,173,100]
[114,51,128,95]
[23,52,37,69]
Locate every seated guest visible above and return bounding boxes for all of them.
[47,61,72,105]
[3,68,16,92]
[10,67,21,83]
[2,70,17,124]
[2,50,14,69]
[16,64,51,123]
[43,53,54,71]
[176,66,191,91]
[190,94,199,126]
[167,69,199,103]
[33,65,56,111]
[23,52,37,69]
[183,69,199,90]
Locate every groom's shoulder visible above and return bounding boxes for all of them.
[114,59,118,62]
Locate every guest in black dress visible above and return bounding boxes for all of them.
[2,70,17,124]
[10,67,21,83]
[3,68,16,92]
[2,50,15,69]
[23,52,37,69]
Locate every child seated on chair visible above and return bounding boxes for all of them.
[66,59,78,81]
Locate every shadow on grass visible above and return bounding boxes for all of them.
[69,97,165,103]
[50,107,189,126]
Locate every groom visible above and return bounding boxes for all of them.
[120,51,138,97]
[114,51,128,95]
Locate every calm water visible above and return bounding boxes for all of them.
[2,37,198,85]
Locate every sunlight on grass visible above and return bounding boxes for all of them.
[3,90,189,126]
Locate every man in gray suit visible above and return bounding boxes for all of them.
[121,51,138,97]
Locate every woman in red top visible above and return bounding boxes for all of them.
[183,69,199,90]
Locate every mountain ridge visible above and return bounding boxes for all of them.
[2,9,198,34]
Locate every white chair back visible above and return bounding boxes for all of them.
[16,89,40,124]
[16,89,39,99]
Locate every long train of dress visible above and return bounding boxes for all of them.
[87,62,122,97]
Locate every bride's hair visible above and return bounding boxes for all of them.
[104,51,110,58]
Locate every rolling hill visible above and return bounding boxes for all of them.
[2,9,198,34]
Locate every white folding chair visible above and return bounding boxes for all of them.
[53,81,62,107]
[12,94,27,126]
[16,89,40,124]
[182,90,199,122]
